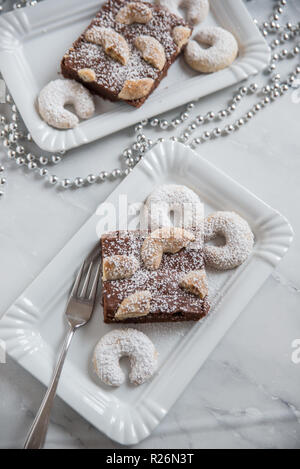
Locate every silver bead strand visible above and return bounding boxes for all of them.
[0,164,5,198]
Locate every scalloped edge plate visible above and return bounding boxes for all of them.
[0,0,270,152]
[0,142,293,445]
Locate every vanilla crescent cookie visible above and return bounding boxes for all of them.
[204,211,254,270]
[156,0,209,25]
[93,329,158,387]
[38,79,95,129]
[141,184,204,232]
[184,26,238,73]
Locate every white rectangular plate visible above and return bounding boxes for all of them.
[0,0,270,152]
[0,142,293,445]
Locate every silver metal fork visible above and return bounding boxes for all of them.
[24,248,101,450]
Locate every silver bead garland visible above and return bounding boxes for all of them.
[0,0,297,195]
[0,163,5,198]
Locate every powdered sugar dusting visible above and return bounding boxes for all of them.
[185,26,238,73]
[116,290,151,318]
[85,26,130,65]
[38,79,95,129]
[63,0,184,95]
[93,328,158,386]
[141,184,204,233]
[116,1,153,24]
[102,231,208,318]
[132,267,235,343]
[103,254,139,280]
[135,35,166,71]
[185,0,209,24]
[204,211,254,270]
[156,0,209,25]
[68,41,158,94]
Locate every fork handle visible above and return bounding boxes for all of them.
[24,325,75,449]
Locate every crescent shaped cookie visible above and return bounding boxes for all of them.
[38,79,95,129]
[156,0,209,25]
[204,211,254,270]
[184,26,238,73]
[93,329,158,386]
[141,184,204,232]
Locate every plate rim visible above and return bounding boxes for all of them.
[0,0,270,152]
[0,141,294,445]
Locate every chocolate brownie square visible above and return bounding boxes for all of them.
[61,0,192,107]
[101,230,210,324]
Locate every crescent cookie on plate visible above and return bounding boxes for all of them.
[93,329,158,387]
[185,26,238,73]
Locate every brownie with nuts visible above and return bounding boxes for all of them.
[101,230,210,324]
[61,0,191,107]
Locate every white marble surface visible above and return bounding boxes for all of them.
[0,0,300,449]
